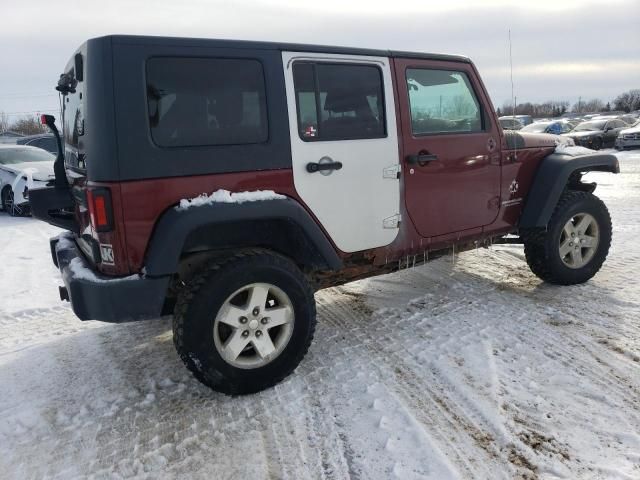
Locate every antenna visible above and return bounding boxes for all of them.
[509,29,515,119]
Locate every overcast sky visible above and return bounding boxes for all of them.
[1,0,639,121]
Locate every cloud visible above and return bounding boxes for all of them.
[0,0,638,117]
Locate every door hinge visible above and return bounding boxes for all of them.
[383,214,401,229]
[383,164,401,180]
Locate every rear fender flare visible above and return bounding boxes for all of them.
[519,151,619,229]
[144,198,342,276]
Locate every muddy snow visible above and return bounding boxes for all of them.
[1,150,639,480]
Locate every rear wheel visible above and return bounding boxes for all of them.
[173,250,316,395]
[522,191,611,285]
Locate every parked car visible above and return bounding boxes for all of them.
[617,114,638,126]
[521,120,574,135]
[499,117,523,130]
[0,145,55,216]
[16,133,58,154]
[499,114,533,126]
[31,35,619,395]
[563,118,628,150]
[615,124,640,150]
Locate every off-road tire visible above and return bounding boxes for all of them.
[173,250,316,395]
[522,191,611,285]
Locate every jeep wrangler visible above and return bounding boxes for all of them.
[30,35,619,395]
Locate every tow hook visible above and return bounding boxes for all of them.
[59,286,70,302]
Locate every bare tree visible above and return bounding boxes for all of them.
[613,89,640,113]
[0,111,10,133]
[450,95,476,117]
[11,115,47,135]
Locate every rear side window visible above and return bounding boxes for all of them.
[405,68,483,135]
[146,58,268,147]
[292,62,386,141]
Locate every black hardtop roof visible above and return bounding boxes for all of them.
[98,34,472,64]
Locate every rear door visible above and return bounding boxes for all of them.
[282,52,401,253]
[393,58,501,238]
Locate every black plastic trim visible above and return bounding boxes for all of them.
[144,197,343,276]
[52,233,170,322]
[519,152,620,229]
[29,186,79,233]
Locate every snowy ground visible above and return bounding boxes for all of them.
[1,150,639,480]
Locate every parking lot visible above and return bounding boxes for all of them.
[0,149,638,479]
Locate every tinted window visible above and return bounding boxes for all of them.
[293,62,385,141]
[147,58,268,147]
[405,69,482,135]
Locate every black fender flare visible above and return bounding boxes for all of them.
[143,197,342,276]
[519,151,619,229]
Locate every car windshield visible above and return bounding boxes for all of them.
[0,148,55,165]
[574,120,607,132]
[521,122,550,133]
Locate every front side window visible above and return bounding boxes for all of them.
[293,62,386,141]
[146,57,268,147]
[405,68,483,135]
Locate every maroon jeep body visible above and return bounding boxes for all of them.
[30,35,619,394]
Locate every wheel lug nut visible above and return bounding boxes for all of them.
[261,317,269,324]
[569,242,573,246]
[252,307,260,316]
[241,330,249,337]
[239,316,248,324]
[255,330,262,337]
[571,233,575,237]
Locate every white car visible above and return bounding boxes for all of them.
[615,122,640,150]
[0,145,55,216]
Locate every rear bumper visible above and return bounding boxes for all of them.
[51,233,170,322]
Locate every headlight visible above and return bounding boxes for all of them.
[23,186,29,199]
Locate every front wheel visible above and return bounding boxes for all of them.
[173,250,316,395]
[1,187,24,217]
[522,191,612,285]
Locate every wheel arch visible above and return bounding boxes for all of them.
[519,151,619,229]
[143,197,343,277]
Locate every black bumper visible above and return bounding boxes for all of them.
[51,233,170,322]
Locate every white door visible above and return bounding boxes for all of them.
[282,51,400,253]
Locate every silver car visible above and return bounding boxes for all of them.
[615,121,640,150]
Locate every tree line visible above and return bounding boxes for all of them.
[498,89,640,118]
[0,113,49,136]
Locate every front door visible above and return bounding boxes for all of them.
[393,58,502,238]
[282,52,400,253]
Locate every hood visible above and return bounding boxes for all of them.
[564,130,602,138]
[620,125,640,135]
[1,161,55,182]
[504,131,560,150]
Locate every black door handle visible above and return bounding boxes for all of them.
[406,153,438,165]
[306,161,343,173]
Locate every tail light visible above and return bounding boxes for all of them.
[86,187,114,232]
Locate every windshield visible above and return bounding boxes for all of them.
[521,122,550,133]
[574,120,606,132]
[0,148,55,165]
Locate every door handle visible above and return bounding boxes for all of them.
[306,161,343,173]
[406,153,438,165]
